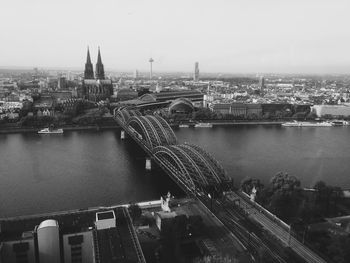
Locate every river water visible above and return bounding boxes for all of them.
[0,125,349,217]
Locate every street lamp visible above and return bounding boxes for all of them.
[288,224,292,246]
[302,226,310,244]
[208,193,212,210]
[288,221,297,247]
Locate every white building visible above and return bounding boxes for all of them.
[37,219,61,263]
[311,104,350,117]
[95,210,116,230]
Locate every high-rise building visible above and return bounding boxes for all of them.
[133,69,139,79]
[194,62,199,82]
[84,47,94,79]
[259,76,265,89]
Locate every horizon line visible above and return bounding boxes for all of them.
[0,66,349,76]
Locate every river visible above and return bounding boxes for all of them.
[0,125,349,217]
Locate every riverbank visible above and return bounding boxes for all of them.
[0,124,120,134]
[212,121,283,126]
[0,199,162,221]
[172,121,283,128]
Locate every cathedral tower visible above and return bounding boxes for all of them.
[84,47,94,79]
[95,47,105,79]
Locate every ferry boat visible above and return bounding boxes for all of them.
[179,124,190,128]
[38,127,64,134]
[194,123,213,128]
[331,120,350,126]
[282,121,333,127]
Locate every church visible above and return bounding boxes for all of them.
[81,47,113,102]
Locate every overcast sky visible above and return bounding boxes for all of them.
[1,0,350,74]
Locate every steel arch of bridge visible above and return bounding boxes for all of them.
[114,108,141,123]
[152,145,196,192]
[126,115,177,149]
[153,144,227,190]
[115,109,228,190]
[184,143,227,179]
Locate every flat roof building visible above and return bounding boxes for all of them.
[94,208,145,263]
[95,210,116,230]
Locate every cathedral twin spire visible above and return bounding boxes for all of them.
[84,47,105,80]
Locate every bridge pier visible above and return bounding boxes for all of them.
[120,130,126,139]
[145,158,152,171]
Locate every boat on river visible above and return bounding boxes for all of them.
[194,123,213,128]
[331,120,349,126]
[282,121,333,127]
[38,127,64,134]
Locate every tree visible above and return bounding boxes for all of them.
[128,204,142,222]
[306,112,317,120]
[266,172,302,221]
[192,108,214,120]
[327,235,350,263]
[314,181,343,216]
[293,112,307,120]
[270,172,300,192]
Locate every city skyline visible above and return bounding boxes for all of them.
[1,0,350,74]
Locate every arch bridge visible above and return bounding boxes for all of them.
[114,108,328,263]
[114,108,230,194]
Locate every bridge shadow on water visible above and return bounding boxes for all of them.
[113,130,185,199]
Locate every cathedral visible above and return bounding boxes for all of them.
[82,47,113,102]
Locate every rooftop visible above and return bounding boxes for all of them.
[95,207,144,263]
[97,211,115,221]
[37,219,58,229]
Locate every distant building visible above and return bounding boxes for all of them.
[84,48,94,79]
[45,91,72,102]
[112,88,138,102]
[60,98,81,115]
[139,90,203,106]
[82,47,113,102]
[194,62,199,82]
[169,98,194,114]
[134,69,139,79]
[58,77,67,90]
[210,102,262,118]
[259,76,265,89]
[149,58,154,80]
[312,104,350,117]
